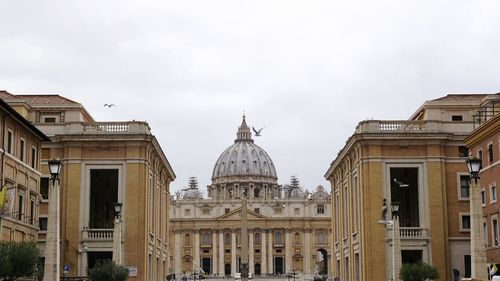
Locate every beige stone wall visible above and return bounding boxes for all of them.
[326,124,474,281]
[0,112,45,243]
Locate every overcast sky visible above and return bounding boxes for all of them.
[1,1,500,193]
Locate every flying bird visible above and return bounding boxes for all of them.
[252,126,265,136]
[393,178,409,188]
[104,104,116,108]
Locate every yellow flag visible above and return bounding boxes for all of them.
[0,183,6,214]
[491,263,498,275]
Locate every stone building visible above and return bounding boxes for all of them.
[170,116,331,279]
[1,91,175,281]
[464,94,500,267]
[0,97,49,242]
[324,94,490,281]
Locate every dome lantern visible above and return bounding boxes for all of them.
[236,114,253,142]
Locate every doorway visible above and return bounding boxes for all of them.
[274,257,284,274]
[201,257,211,274]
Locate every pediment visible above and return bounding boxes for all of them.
[217,208,267,220]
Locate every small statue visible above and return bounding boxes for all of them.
[381,198,388,221]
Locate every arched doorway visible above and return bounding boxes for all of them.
[255,263,261,275]
[225,264,231,276]
[274,257,284,274]
[316,249,328,275]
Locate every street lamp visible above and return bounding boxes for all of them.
[390,201,401,281]
[48,159,63,184]
[466,157,487,279]
[466,157,481,183]
[378,198,401,281]
[113,202,123,265]
[44,158,63,281]
[114,202,123,217]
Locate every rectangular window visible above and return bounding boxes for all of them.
[254,208,260,214]
[484,222,488,246]
[452,115,463,121]
[491,185,497,203]
[44,117,56,123]
[294,208,300,215]
[40,178,49,200]
[317,204,325,214]
[31,147,37,169]
[39,217,48,231]
[461,215,471,230]
[19,139,25,161]
[225,208,230,214]
[488,143,494,163]
[18,193,24,220]
[30,200,35,225]
[460,175,470,199]
[184,209,191,216]
[481,190,486,206]
[458,146,469,157]
[478,150,483,169]
[274,207,282,215]
[7,130,13,154]
[493,219,499,246]
[464,255,471,278]
[202,209,210,215]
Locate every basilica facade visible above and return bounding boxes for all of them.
[169,116,331,279]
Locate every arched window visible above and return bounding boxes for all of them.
[255,233,261,245]
[202,232,210,244]
[318,231,325,245]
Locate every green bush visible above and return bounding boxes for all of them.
[0,241,40,281]
[88,259,129,281]
[399,261,439,281]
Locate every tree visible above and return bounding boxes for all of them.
[88,260,129,281]
[399,261,439,281]
[0,241,40,281]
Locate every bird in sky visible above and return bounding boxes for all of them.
[104,104,116,108]
[252,126,265,136]
[393,178,409,188]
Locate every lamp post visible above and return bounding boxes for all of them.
[391,201,401,281]
[113,202,123,265]
[44,158,63,281]
[466,157,487,279]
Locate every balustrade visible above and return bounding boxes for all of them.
[399,227,428,239]
[82,229,114,240]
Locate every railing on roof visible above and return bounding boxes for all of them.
[35,121,151,136]
[473,99,500,129]
[355,120,474,134]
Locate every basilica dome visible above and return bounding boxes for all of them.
[212,116,278,182]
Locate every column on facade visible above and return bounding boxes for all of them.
[285,229,292,273]
[267,230,273,274]
[79,249,88,276]
[194,229,200,272]
[249,229,255,275]
[231,230,237,276]
[261,229,267,274]
[304,228,312,275]
[219,230,225,276]
[174,231,182,276]
[212,231,218,276]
